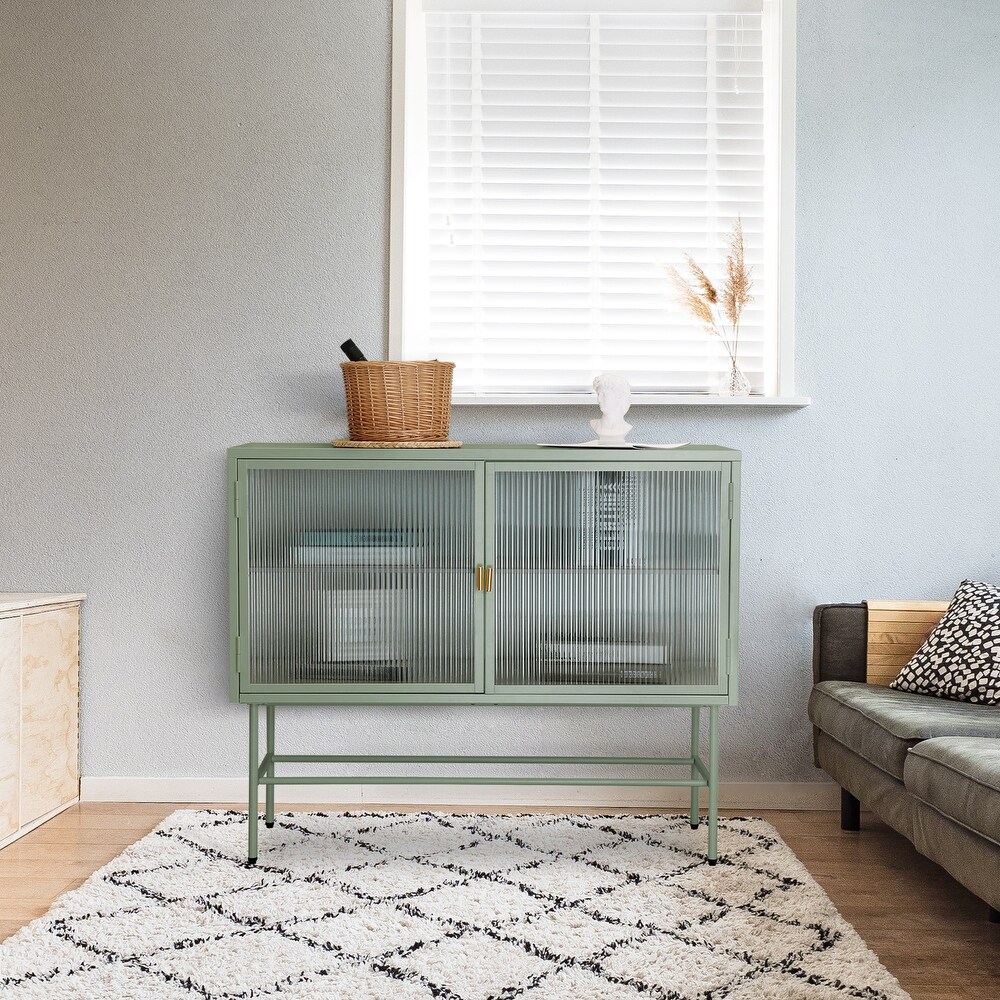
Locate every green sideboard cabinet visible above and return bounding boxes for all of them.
[228,444,740,864]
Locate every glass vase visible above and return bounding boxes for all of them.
[718,358,751,397]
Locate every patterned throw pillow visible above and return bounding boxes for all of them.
[889,580,1000,704]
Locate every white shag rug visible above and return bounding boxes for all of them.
[0,810,910,1000]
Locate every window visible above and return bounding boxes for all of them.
[390,0,794,401]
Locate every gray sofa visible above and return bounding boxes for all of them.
[808,603,1000,920]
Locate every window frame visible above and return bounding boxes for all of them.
[389,0,800,405]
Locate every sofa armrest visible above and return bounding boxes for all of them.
[811,603,868,768]
[812,603,868,684]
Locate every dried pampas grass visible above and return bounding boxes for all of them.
[666,218,753,363]
[665,265,716,332]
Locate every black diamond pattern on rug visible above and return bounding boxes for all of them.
[0,810,911,999]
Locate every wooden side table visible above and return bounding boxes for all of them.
[0,593,85,848]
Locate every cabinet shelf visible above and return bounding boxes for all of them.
[250,662,465,686]
[250,660,716,687]
[249,565,719,574]
[497,566,720,574]
[249,566,471,573]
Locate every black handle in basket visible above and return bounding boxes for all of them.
[340,339,368,362]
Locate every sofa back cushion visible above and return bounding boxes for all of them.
[813,604,868,684]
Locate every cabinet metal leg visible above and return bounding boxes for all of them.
[689,708,700,828]
[248,704,259,865]
[265,705,275,828]
[707,706,719,865]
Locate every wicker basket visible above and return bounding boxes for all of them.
[341,361,455,442]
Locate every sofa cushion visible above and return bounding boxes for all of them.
[890,579,1000,704]
[905,737,1000,845]
[808,680,1000,780]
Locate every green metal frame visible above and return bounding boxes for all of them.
[229,444,739,865]
[246,704,720,864]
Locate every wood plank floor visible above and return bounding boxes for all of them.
[1,803,997,999]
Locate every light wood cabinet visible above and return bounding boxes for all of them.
[0,594,84,848]
[0,617,19,841]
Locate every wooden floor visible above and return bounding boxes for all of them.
[1,803,997,999]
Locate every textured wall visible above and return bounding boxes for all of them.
[1,1,998,786]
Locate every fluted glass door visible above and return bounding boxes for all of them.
[239,461,482,691]
[487,463,729,692]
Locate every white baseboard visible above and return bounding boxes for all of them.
[81,778,839,810]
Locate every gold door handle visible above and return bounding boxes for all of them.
[475,565,484,591]
[485,566,494,593]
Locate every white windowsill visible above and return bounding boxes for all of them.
[451,393,811,407]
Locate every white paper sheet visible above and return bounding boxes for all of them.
[537,442,689,449]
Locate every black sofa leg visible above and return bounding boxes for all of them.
[840,789,861,831]
[989,907,1000,924]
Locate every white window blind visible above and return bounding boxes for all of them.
[395,0,779,397]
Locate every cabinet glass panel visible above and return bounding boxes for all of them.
[243,466,477,688]
[492,466,724,688]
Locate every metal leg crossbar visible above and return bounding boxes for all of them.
[247,704,720,865]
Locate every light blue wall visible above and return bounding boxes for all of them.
[1,1,997,787]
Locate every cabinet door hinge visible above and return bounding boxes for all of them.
[233,480,240,519]
[727,481,734,520]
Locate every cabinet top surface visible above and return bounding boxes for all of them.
[0,593,86,614]
[229,443,740,462]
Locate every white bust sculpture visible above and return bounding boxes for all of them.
[588,374,633,446]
